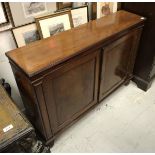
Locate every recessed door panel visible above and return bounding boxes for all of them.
[42,50,100,133]
[99,32,136,101]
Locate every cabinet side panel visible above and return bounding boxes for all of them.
[9,63,52,141]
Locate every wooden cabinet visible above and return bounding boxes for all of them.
[6,11,145,146]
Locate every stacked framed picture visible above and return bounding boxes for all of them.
[35,10,73,39]
[90,2,117,20]
[12,23,40,47]
[11,3,89,47]
[9,2,57,27]
[97,2,117,19]
[35,5,89,40]
[71,5,89,28]
[10,2,56,47]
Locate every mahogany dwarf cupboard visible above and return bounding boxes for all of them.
[6,11,145,146]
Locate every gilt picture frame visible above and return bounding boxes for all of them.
[12,23,40,48]
[71,5,89,28]
[35,10,73,39]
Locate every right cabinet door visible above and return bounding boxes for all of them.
[99,28,142,101]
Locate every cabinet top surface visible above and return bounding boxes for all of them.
[6,10,144,77]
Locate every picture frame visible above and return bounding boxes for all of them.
[0,2,9,25]
[91,2,97,20]
[97,2,117,19]
[0,2,14,32]
[56,2,73,10]
[22,2,47,18]
[72,2,88,8]
[9,2,57,27]
[71,6,89,28]
[12,23,40,48]
[35,10,73,39]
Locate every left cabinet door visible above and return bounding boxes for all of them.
[42,49,100,134]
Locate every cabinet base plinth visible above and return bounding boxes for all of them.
[132,76,152,91]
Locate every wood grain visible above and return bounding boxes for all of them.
[6,10,145,77]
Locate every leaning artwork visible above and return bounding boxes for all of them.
[22,2,47,18]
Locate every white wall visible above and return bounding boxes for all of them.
[0,30,24,110]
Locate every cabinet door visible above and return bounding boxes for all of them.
[42,50,100,134]
[99,30,141,101]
